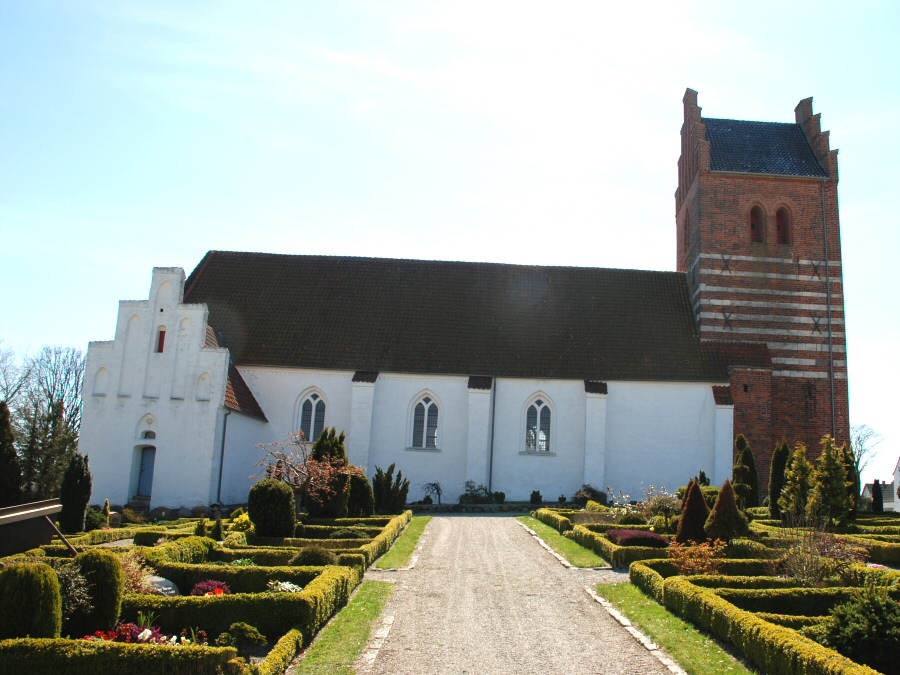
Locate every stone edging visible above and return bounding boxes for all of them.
[585,587,687,675]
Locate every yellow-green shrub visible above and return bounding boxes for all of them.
[0,563,62,638]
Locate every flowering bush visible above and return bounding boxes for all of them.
[667,540,727,576]
[84,621,207,645]
[190,580,232,596]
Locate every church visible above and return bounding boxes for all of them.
[79,89,849,511]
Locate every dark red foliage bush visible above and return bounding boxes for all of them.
[606,528,670,548]
[190,579,232,596]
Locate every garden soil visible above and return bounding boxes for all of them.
[359,515,674,675]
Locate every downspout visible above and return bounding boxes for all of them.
[487,378,496,492]
[821,180,836,437]
[216,409,231,504]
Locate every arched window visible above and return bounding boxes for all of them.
[776,207,791,245]
[525,398,552,452]
[299,393,326,442]
[411,396,439,448]
[750,206,764,243]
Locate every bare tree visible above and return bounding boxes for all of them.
[0,341,31,405]
[850,424,883,483]
[26,346,85,432]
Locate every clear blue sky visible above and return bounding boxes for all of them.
[2,1,898,485]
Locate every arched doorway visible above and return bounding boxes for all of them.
[135,431,156,498]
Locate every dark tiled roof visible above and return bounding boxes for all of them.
[712,385,733,406]
[185,251,744,382]
[352,371,379,383]
[704,119,826,177]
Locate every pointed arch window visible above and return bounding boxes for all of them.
[525,399,551,452]
[776,207,791,245]
[411,396,439,449]
[750,206,764,243]
[299,393,326,442]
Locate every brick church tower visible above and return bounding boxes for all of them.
[676,88,849,482]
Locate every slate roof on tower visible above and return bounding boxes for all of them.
[704,118,827,177]
[184,251,759,382]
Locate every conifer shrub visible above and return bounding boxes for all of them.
[373,463,410,514]
[194,518,208,537]
[74,549,125,632]
[102,499,111,527]
[779,443,814,519]
[59,453,93,533]
[838,443,860,519]
[530,490,543,505]
[347,466,375,517]
[732,434,758,508]
[704,479,749,542]
[873,478,884,514]
[606,529,669,548]
[0,401,21,507]
[572,484,607,507]
[211,514,224,541]
[83,505,106,532]
[768,439,790,519]
[248,478,296,537]
[675,480,710,544]
[230,506,245,519]
[215,621,267,659]
[0,562,62,638]
[289,546,339,567]
[807,435,851,524]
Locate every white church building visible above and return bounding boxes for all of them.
[80,89,848,511]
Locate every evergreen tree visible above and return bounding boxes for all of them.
[676,479,710,544]
[732,434,754,509]
[778,443,813,520]
[705,479,749,541]
[0,401,21,507]
[838,443,860,519]
[768,440,790,520]
[739,438,759,508]
[310,428,348,465]
[18,400,78,501]
[59,453,92,533]
[807,435,851,525]
[872,479,884,514]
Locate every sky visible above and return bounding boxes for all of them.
[1,1,898,485]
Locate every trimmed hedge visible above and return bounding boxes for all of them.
[756,612,829,629]
[257,628,303,675]
[301,525,382,539]
[663,577,880,675]
[0,638,239,675]
[152,562,323,595]
[122,565,356,644]
[133,529,191,546]
[0,563,62,639]
[688,575,797,590]
[715,586,900,616]
[606,529,669,548]
[532,508,573,532]
[629,559,783,605]
[571,525,665,568]
[359,511,413,566]
[247,535,372,550]
[581,523,654,534]
[304,517,393,527]
[140,536,218,567]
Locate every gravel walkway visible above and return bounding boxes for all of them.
[360,515,674,675]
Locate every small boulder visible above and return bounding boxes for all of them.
[147,575,180,596]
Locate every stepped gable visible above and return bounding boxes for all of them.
[184,251,733,383]
[704,118,827,177]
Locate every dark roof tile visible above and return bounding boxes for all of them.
[704,118,826,177]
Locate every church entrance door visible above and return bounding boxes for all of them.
[137,446,156,497]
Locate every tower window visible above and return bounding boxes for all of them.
[750,206,763,243]
[156,328,166,353]
[683,209,691,250]
[776,208,791,245]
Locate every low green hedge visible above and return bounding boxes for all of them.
[715,586,900,616]
[300,525,382,539]
[571,525,663,568]
[152,563,323,595]
[532,508,573,532]
[663,577,879,674]
[688,575,796,590]
[360,511,413,566]
[122,565,355,644]
[580,523,653,534]
[133,530,197,546]
[755,612,828,629]
[0,638,239,675]
[304,517,393,527]
[628,559,780,604]
[257,628,303,675]
[247,535,372,550]
[140,536,218,567]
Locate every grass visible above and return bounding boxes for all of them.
[595,582,758,675]
[294,580,394,674]
[517,515,606,568]
[375,515,432,569]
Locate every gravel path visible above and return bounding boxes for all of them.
[360,515,674,675]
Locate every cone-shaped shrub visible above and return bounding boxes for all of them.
[211,514,224,541]
[839,443,860,519]
[373,463,410,514]
[807,435,851,523]
[194,518,208,537]
[676,479,710,544]
[74,549,124,632]
[248,477,296,537]
[704,479,749,541]
[0,562,62,638]
[347,466,375,517]
[779,443,814,519]
[59,453,93,533]
[768,440,790,519]
[873,478,884,514]
[732,434,757,508]
[310,427,348,465]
